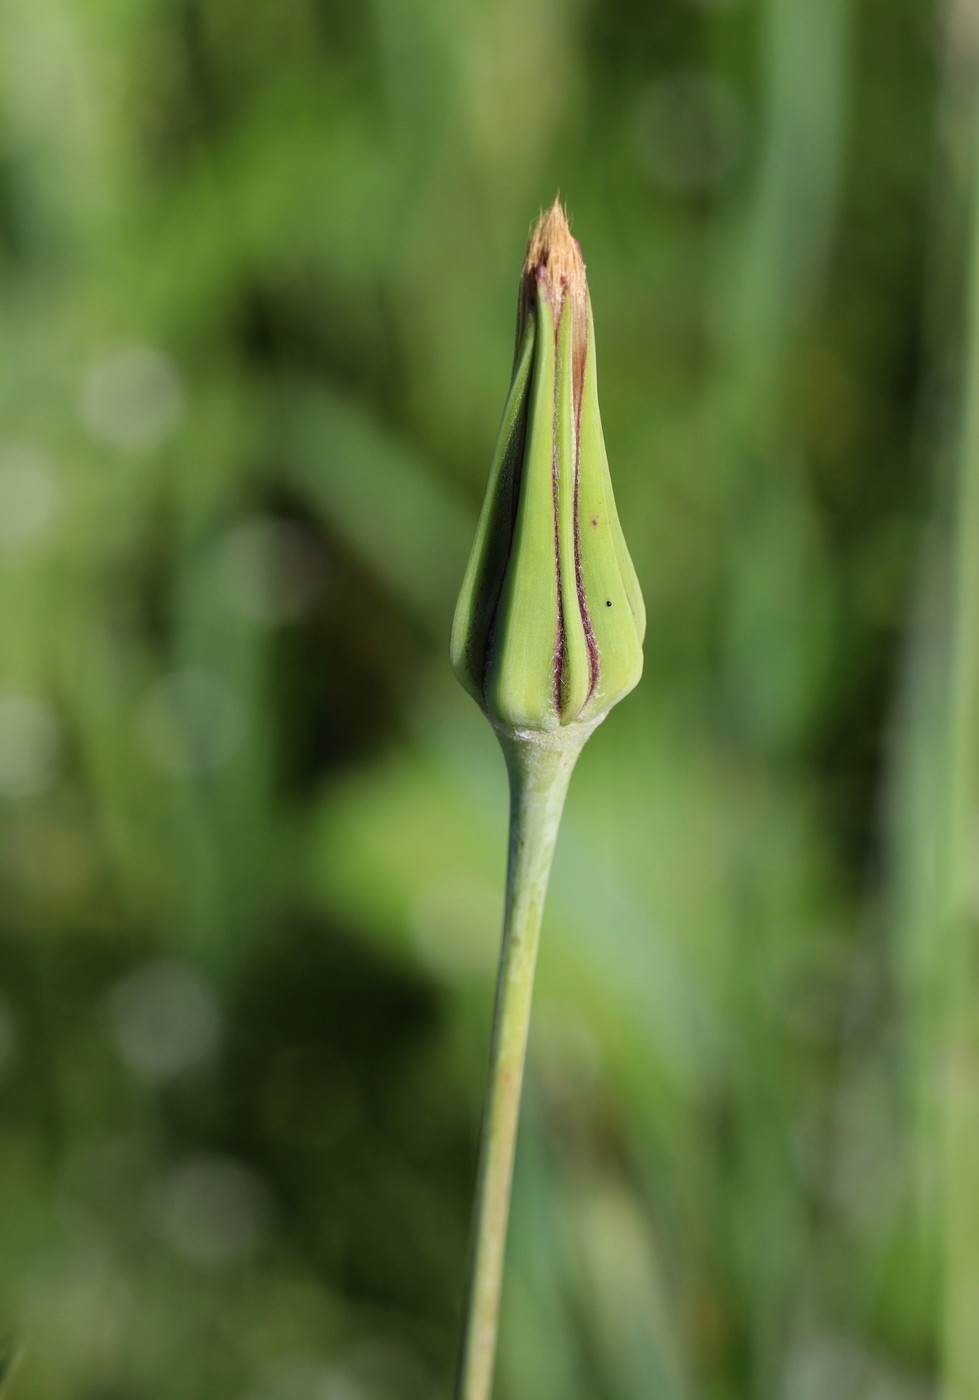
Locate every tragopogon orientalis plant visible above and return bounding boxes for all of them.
[450,200,645,1400]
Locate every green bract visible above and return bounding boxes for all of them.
[451,202,645,736]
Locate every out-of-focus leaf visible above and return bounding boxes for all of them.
[283,384,471,635]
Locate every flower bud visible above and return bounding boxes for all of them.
[451,202,645,736]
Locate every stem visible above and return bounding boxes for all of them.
[454,724,591,1400]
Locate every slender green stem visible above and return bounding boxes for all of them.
[454,724,592,1400]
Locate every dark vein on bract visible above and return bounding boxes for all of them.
[550,288,565,718]
[572,309,599,705]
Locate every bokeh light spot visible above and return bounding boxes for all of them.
[152,1153,272,1266]
[107,959,221,1082]
[0,693,61,798]
[244,1354,372,1400]
[80,344,185,451]
[0,444,62,552]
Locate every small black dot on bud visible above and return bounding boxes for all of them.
[605,600,612,607]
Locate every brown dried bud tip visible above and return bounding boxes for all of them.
[522,199,587,315]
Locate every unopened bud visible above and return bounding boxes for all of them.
[451,201,645,737]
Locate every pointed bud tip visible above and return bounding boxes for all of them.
[524,198,586,307]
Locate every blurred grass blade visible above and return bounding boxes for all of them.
[893,8,979,1394]
[283,383,471,634]
[937,74,979,1400]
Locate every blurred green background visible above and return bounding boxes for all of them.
[3,0,979,1396]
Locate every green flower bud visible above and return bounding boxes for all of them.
[451,202,645,737]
